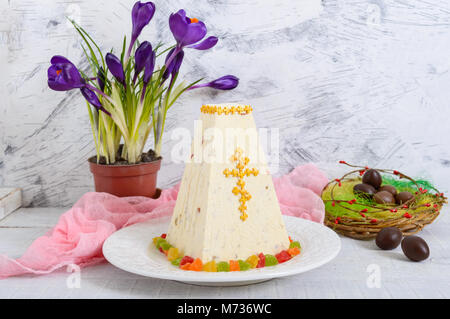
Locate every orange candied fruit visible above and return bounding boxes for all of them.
[189,258,203,271]
[287,247,300,256]
[229,260,240,272]
[180,263,192,270]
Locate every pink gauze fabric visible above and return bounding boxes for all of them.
[0,163,328,279]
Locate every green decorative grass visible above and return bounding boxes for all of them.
[322,174,439,223]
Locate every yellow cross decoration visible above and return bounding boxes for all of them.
[223,148,259,221]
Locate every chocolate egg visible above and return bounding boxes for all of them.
[374,191,396,204]
[396,191,414,204]
[401,236,430,262]
[375,227,402,250]
[379,185,397,196]
[362,169,382,189]
[353,183,377,196]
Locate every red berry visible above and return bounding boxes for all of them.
[370,219,377,224]
[161,233,167,239]
[403,213,412,219]
[361,208,368,213]
[275,250,292,263]
[256,253,265,268]
[180,256,194,266]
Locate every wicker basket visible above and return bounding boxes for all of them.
[321,163,447,240]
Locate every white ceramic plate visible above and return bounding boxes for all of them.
[103,215,341,286]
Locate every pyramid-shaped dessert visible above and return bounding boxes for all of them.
[166,103,290,262]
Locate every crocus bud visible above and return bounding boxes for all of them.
[188,75,239,91]
[134,41,153,84]
[143,50,156,84]
[131,2,156,41]
[162,48,184,82]
[106,53,125,86]
[97,67,106,92]
[80,87,110,115]
[206,75,239,90]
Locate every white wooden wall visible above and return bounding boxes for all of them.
[1,0,450,207]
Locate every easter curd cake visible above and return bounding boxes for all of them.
[153,104,301,272]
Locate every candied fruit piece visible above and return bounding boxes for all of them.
[189,258,203,271]
[171,257,182,266]
[246,255,259,268]
[217,261,230,272]
[167,247,179,261]
[265,254,278,266]
[161,233,167,239]
[288,247,300,256]
[203,260,217,272]
[229,260,240,271]
[289,241,301,249]
[275,250,292,263]
[238,260,251,271]
[156,238,167,249]
[256,253,265,268]
[180,256,194,266]
[289,236,293,243]
[160,242,172,251]
[152,237,160,245]
[180,263,191,270]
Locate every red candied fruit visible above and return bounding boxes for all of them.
[256,253,265,268]
[161,234,167,239]
[180,256,194,266]
[275,250,292,263]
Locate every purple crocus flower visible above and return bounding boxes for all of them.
[165,10,218,67]
[188,75,239,91]
[106,53,126,86]
[133,41,153,83]
[126,1,156,60]
[169,10,217,49]
[47,55,85,91]
[48,55,113,115]
[80,87,111,115]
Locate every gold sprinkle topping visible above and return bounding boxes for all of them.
[223,148,259,221]
[201,105,252,115]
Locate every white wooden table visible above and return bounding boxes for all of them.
[0,206,449,299]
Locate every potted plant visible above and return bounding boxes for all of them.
[47,1,239,198]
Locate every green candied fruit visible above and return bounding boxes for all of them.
[265,254,279,266]
[156,238,167,248]
[238,260,251,271]
[289,241,301,249]
[171,257,182,266]
[160,242,172,251]
[217,261,230,272]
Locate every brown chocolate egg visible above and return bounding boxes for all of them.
[374,191,396,204]
[375,227,402,250]
[396,191,414,204]
[401,236,430,262]
[353,183,377,196]
[379,185,397,196]
[362,169,382,189]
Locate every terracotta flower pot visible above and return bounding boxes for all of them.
[89,157,162,198]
